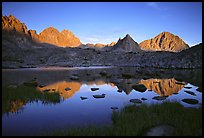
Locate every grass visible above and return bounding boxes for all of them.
[2,85,61,114]
[44,102,202,136]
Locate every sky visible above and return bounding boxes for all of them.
[2,2,202,46]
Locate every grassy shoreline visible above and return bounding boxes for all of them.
[44,102,202,136]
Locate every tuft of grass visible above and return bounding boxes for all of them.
[44,102,202,136]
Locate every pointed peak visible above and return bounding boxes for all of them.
[125,34,131,37]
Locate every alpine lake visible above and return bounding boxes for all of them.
[2,66,202,136]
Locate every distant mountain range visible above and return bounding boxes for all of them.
[2,15,190,52]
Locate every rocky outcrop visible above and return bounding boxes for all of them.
[139,32,189,52]
[112,34,143,52]
[2,15,29,34]
[38,27,81,47]
[28,30,39,41]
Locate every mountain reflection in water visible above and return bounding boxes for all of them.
[36,78,186,100]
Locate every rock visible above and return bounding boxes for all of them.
[132,84,147,92]
[196,87,202,92]
[139,32,189,52]
[91,88,99,91]
[111,107,118,110]
[184,90,196,96]
[173,92,179,95]
[80,96,88,100]
[93,94,106,98]
[99,71,107,76]
[129,99,142,104]
[117,89,123,93]
[184,86,192,89]
[39,85,46,88]
[145,125,175,136]
[65,87,71,91]
[182,98,199,104]
[141,98,147,101]
[70,76,79,80]
[152,96,167,100]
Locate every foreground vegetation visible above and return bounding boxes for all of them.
[44,102,202,136]
[2,85,61,114]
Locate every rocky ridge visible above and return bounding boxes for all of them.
[2,15,81,47]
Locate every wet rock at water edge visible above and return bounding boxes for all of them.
[39,84,46,88]
[152,96,167,100]
[144,125,175,136]
[80,96,88,100]
[132,84,147,92]
[184,90,196,96]
[173,92,179,95]
[65,87,71,91]
[93,94,106,98]
[196,87,202,92]
[129,99,142,104]
[141,98,147,101]
[91,88,99,91]
[182,98,199,104]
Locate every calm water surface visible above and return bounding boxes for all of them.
[2,67,202,136]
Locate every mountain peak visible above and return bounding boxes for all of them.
[139,31,189,52]
[112,34,142,52]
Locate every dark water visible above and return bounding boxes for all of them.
[2,67,202,136]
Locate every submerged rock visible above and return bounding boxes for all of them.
[91,88,99,91]
[184,90,196,96]
[65,87,71,91]
[132,84,147,92]
[93,94,106,98]
[129,99,142,104]
[117,89,123,93]
[111,107,118,110]
[141,98,147,101]
[184,86,192,89]
[152,96,167,101]
[182,98,199,104]
[80,96,88,100]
